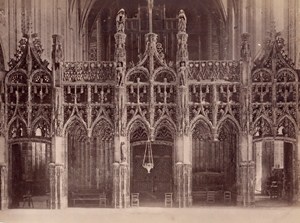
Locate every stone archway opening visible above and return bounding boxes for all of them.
[66,119,114,207]
[130,124,174,207]
[253,140,295,206]
[191,119,238,205]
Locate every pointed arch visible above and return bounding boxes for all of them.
[190,116,213,139]
[91,118,114,140]
[217,115,241,135]
[8,117,28,139]
[90,115,114,134]
[128,117,150,142]
[277,115,297,139]
[252,116,273,138]
[63,116,88,137]
[32,117,51,138]
[154,118,176,142]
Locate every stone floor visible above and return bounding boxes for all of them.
[1,205,300,223]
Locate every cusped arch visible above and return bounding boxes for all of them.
[154,118,176,141]
[32,117,51,137]
[6,69,28,84]
[91,118,114,141]
[31,69,52,83]
[191,117,213,140]
[127,117,150,142]
[251,68,272,83]
[153,67,177,83]
[63,116,87,137]
[217,118,239,141]
[8,117,28,139]
[216,115,241,134]
[276,115,297,139]
[252,116,273,138]
[126,67,150,83]
[190,115,213,135]
[276,68,298,82]
[90,116,114,133]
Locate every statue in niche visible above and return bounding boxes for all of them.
[179,61,186,86]
[52,35,63,70]
[116,62,124,86]
[116,9,126,33]
[178,10,187,33]
[120,142,127,163]
[240,33,251,61]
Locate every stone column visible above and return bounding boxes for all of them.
[237,161,255,206]
[0,165,8,210]
[237,33,255,206]
[176,162,192,208]
[175,10,192,207]
[112,162,129,208]
[49,34,67,209]
[112,9,129,208]
[49,163,66,209]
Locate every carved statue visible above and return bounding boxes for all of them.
[116,63,124,86]
[116,9,126,33]
[178,10,187,33]
[241,33,251,61]
[179,62,186,86]
[52,35,63,70]
[120,142,127,163]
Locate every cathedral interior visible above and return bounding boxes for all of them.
[0,0,300,209]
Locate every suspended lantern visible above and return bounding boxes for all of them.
[142,140,154,173]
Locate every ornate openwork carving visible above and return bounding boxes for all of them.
[63,62,115,82]
[253,117,273,138]
[8,118,27,138]
[188,61,241,82]
[277,117,296,138]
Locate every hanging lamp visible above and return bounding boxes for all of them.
[142,139,154,173]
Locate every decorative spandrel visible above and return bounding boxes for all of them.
[188,61,241,82]
[63,62,115,83]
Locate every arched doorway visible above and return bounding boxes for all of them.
[252,116,296,206]
[130,123,174,206]
[191,119,238,205]
[9,119,52,209]
[254,140,294,206]
[66,119,114,207]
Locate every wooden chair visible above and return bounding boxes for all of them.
[207,191,215,204]
[224,191,231,203]
[131,193,139,207]
[99,193,107,207]
[165,193,173,208]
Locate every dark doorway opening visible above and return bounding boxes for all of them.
[131,143,173,207]
[254,140,294,206]
[10,142,51,209]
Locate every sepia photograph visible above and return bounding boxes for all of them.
[0,0,300,222]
